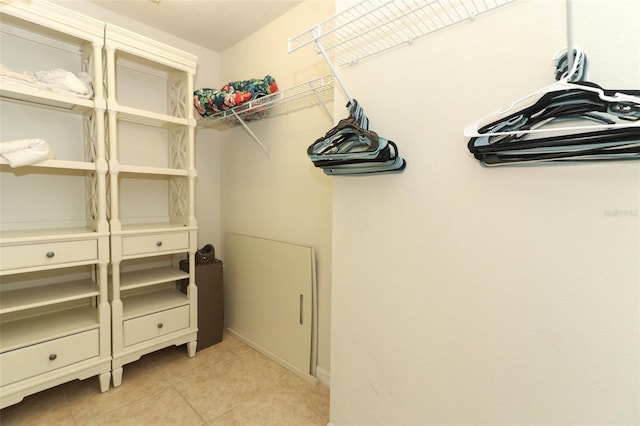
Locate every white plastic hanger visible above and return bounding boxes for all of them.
[464,0,640,139]
[464,46,640,139]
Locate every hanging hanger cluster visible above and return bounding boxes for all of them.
[308,100,406,175]
[289,0,519,176]
[465,47,640,166]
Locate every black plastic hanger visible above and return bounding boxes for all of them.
[465,48,640,166]
[308,99,407,174]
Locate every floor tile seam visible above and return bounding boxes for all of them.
[197,385,270,424]
[206,405,237,424]
[148,347,235,370]
[200,370,292,424]
[63,383,124,424]
[68,394,125,425]
[174,355,243,389]
[271,373,330,419]
[137,355,181,390]
[61,388,84,426]
[215,383,327,426]
[0,399,74,426]
[85,383,206,426]
[73,378,173,423]
[163,368,253,423]
[202,383,276,425]
[165,380,209,426]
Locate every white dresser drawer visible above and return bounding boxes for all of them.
[0,329,99,386]
[121,232,189,257]
[123,305,190,346]
[0,239,98,271]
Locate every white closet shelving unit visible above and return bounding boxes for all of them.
[197,75,335,157]
[104,24,198,387]
[289,0,517,99]
[0,0,111,408]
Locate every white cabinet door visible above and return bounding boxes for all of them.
[224,233,316,382]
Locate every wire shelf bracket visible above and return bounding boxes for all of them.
[289,0,518,66]
[197,75,335,158]
[288,0,518,101]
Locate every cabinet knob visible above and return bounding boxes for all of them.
[46,251,55,258]
[49,354,57,361]
[157,323,163,329]
[156,241,163,247]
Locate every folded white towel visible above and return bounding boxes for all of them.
[34,68,93,98]
[0,63,38,88]
[0,139,53,167]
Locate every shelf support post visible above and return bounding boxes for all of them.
[311,28,353,103]
[230,109,271,158]
[312,86,334,122]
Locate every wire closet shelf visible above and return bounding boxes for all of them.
[197,74,334,130]
[288,0,517,67]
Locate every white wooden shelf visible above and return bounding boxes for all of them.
[0,280,98,314]
[0,306,98,352]
[288,0,518,67]
[119,267,189,291]
[114,223,195,235]
[105,20,198,388]
[0,228,102,243]
[0,82,96,113]
[0,159,97,171]
[117,165,189,176]
[197,74,334,130]
[114,105,193,128]
[122,287,188,320]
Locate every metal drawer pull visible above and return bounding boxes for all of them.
[156,241,163,247]
[46,251,55,258]
[157,323,163,329]
[49,354,57,361]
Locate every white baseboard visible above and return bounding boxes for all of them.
[227,328,318,384]
[315,366,330,387]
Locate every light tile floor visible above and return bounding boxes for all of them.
[0,333,330,425]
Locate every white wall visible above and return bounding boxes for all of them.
[53,0,223,250]
[219,1,335,382]
[330,0,639,425]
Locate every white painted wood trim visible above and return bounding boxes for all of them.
[104,23,196,72]
[315,366,330,387]
[227,328,319,385]
[0,0,104,43]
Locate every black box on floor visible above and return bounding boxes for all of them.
[179,260,224,351]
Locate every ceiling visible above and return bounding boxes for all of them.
[88,0,303,52]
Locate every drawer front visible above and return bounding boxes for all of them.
[121,232,189,257]
[123,305,190,347]
[0,329,99,387]
[0,239,98,271]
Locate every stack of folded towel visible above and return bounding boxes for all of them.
[0,139,53,167]
[1,64,93,98]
